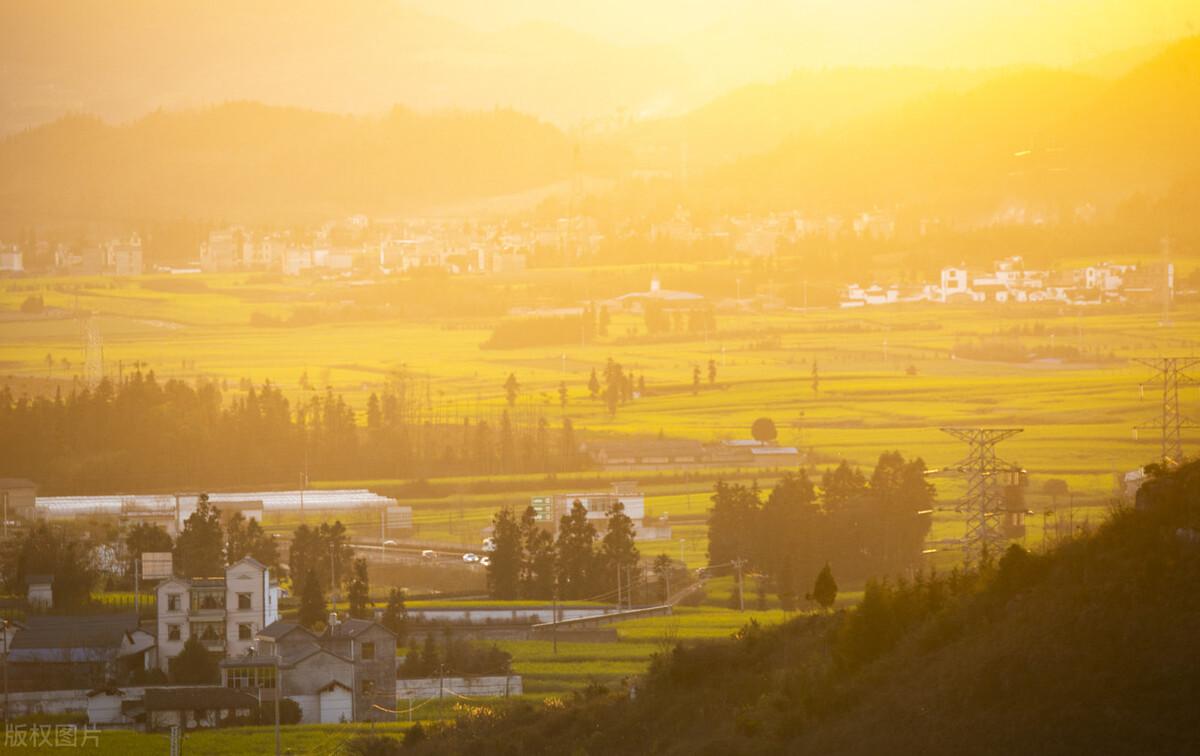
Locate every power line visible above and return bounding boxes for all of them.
[937,428,1024,562]
[1134,357,1199,467]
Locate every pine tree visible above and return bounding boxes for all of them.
[174,494,225,577]
[587,369,600,399]
[520,506,556,599]
[298,569,328,629]
[599,501,640,604]
[487,508,523,599]
[347,557,371,619]
[504,373,520,407]
[381,588,408,642]
[810,563,838,611]
[555,500,598,599]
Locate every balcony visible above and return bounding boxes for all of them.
[189,590,226,615]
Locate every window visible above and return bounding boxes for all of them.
[227,666,276,690]
[237,593,252,610]
[167,624,181,641]
[238,623,253,641]
[360,642,375,660]
[361,679,375,694]
[167,594,181,612]
[191,590,225,611]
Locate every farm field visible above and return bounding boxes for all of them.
[2,273,1195,576]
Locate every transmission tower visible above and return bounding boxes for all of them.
[83,315,104,388]
[940,428,1024,561]
[1134,357,1199,467]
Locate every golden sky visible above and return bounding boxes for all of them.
[402,0,1197,65]
[0,0,1196,132]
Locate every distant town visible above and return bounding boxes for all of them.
[0,209,1180,312]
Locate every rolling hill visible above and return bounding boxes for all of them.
[0,102,577,223]
[693,35,1200,216]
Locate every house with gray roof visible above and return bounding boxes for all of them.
[6,613,155,691]
[220,614,396,723]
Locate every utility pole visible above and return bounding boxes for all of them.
[1160,237,1173,327]
[552,584,559,655]
[133,557,140,615]
[732,558,746,612]
[2,491,7,540]
[1134,357,1199,467]
[329,544,340,616]
[2,618,8,732]
[274,653,282,756]
[938,428,1024,562]
[615,564,622,610]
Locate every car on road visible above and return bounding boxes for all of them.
[383,539,397,546]
[481,538,496,552]
[462,552,479,563]
[479,556,491,567]
[421,549,437,560]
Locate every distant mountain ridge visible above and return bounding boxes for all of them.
[0,36,1196,225]
[0,103,575,223]
[690,35,1200,214]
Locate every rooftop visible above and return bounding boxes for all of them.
[8,613,145,662]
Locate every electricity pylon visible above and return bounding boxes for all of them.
[939,428,1024,562]
[1135,357,1199,467]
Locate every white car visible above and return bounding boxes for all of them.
[481,538,497,553]
[383,539,398,546]
[462,552,479,563]
[421,549,437,560]
[479,556,491,567]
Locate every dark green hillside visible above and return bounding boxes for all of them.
[386,460,1200,755]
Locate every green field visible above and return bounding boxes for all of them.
[4,273,1189,577]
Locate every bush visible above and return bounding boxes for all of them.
[20,295,44,313]
[347,734,404,755]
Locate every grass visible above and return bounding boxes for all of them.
[9,722,417,756]
[494,600,819,695]
[2,274,1193,579]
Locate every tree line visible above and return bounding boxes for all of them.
[485,500,640,601]
[707,452,935,609]
[0,370,585,493]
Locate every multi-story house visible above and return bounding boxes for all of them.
[155,556,281,674]
[219,616,397,723]
[200,228,244,272]
[106,234,144,276]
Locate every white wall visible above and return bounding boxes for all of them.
[395,675,523,699]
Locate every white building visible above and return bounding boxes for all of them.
[940,266,971,301]
[106,235,143,276]
[155,556,281,673]
[200,229,243,272]
[0,246,23,272]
